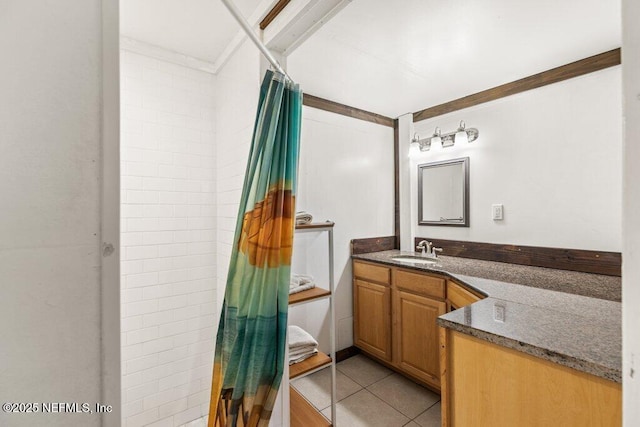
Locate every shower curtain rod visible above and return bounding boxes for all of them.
[220,0,293,82]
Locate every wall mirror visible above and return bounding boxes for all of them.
[418,157,469,226]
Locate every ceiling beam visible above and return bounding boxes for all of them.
[263,0,352,55]
[303,94,394,127]
[260,0,291,30]
[413,48,621,123]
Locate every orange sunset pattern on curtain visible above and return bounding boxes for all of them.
[238,185,294,268]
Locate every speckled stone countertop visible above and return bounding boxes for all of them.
[352,250,622,382]
[353,250,621,301]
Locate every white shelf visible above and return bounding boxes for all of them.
[288,221,336,426]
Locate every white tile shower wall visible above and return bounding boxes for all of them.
[120,50,217,427]
[214,40,261,315]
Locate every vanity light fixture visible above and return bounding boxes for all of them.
[411,120,479,151]
[412,132,431,152]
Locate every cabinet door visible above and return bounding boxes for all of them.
[353,279,392,361]
[393,289,446,387]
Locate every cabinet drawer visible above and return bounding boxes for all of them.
[394,269,445,299]
[353,261,390,285]
[447,281,482,309]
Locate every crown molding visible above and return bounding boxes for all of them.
[120,36,217,74]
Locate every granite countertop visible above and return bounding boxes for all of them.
[352,250,622,383]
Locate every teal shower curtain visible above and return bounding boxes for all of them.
[208,70,302,427]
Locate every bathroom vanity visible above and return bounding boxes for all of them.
[353,259,482,390]
[352,250,622,426]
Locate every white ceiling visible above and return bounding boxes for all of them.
[120,0,621,118]
[120,0,264,63]
[287,0,621,118]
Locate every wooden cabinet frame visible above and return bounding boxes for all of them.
[353,260,453,390]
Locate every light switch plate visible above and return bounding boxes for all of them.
[492,204,504,220]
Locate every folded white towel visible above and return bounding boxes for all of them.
[288,325,318,349]
[295,211,313,225]
[289,345,318,358]
[289,349,318,365]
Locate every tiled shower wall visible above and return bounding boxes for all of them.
[120,50,217,427]
[213,41,261,314]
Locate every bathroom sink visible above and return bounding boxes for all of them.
[391,256,437,265]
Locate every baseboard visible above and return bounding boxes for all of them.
[336,346,360,363]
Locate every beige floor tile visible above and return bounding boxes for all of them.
[291,367,362,410]
[336,354,393,387]
[403,422,421,427]
[414,402,441,427]
[320,389,410,427]
[367,373,440,418]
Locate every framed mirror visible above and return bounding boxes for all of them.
[418,157,469,226]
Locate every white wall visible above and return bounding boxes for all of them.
[288,108,395,351]
[120,50,217,427]
[404,67,622,252]
[622,0,640,422]
[0,1,111,426]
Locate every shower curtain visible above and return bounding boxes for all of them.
[208,70,302,427]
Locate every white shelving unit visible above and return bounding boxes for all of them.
[289,221,336,426]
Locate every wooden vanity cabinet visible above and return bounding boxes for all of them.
[353,261,392,361]
[439,330,622,426]
[353,261,447,389]
[446,280,482,311]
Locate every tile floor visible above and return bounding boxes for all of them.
[291,354,441,427]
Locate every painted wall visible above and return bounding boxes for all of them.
[0,1,107,426]
[622,0,640,422]
[120,50,217,427]
[404,67,622,252]
[288,108,395,351]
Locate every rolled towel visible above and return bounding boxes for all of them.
[289,274,316,294]
[290,274,314,287]
[289,282,315,295]
[295,211,313,225]
[288,325,318,350]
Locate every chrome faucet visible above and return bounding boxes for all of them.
[416,240,443,259]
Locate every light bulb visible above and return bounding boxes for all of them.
[431,127,442,148]
[455,121,468,144]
